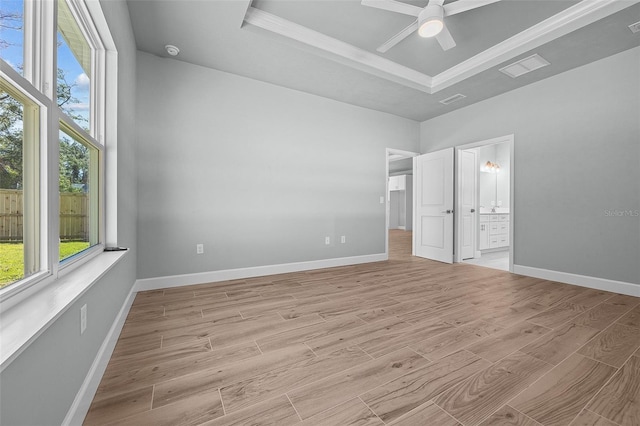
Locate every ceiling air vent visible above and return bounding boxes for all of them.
[439,93,466,105]
[629,21,640,34]
[499,54,550,78]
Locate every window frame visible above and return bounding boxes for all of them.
[57,117,104,268]
[0,0,116,307]
[0,67,46,288]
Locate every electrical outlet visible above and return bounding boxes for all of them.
[196,243,204,254]
[325,236,330,245]
[80,304,87,334]
[341,236,346,244]
[380,196,385,204]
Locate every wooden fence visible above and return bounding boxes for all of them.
[0,189,89,242]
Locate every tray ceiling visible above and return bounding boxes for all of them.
[127,0,640,121]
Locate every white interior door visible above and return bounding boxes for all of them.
[458,149,477,260]
[413,148,454,263]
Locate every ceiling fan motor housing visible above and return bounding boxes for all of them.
[418,4,445,37]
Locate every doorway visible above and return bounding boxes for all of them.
[385,148,419,259]
[455,135,514,272]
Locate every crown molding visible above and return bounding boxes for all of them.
[243,1,639,95]
[243,7,433,93]
[431,0,640,92]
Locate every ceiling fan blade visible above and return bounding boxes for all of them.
[361,0,422,17]
[377,20,419,53]
[444,0,501,16]
[435,24,456,51]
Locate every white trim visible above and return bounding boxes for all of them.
[62,286,136,426]
[243,7,432,93]
[454,147,477,263]
[388,148,420,160]
[134,254,387,292]
[85,0,118,246]
[431,0,638,93]
[513,265,640,297]
[103,48,118,247]
[0,251,128,372]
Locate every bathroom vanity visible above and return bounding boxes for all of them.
[479,213,510,250]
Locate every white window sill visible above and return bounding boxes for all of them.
[0,250,128,372]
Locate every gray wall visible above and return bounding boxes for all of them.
[421,46,640,285]
[0,1,138,424]
[136,52,419,279]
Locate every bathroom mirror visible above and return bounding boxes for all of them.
[477,142,510,211]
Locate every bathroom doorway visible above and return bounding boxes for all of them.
[455,135,514,272]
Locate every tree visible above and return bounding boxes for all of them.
[0,92,23,189]
[0,8,25,188]
[1,75,90,193]
[59,135,89,193]
[0,10,22,50]
[1,70,89,191]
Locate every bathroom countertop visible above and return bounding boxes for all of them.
[479,209,510,214]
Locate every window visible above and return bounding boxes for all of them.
[0,87,39,288]
[57,0,91,131]
[59,126,98,260]
[0,0,113,298]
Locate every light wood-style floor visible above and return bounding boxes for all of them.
[85,230,640,426]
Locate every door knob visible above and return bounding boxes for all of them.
[442,209,453,214]
[470,209,476,213]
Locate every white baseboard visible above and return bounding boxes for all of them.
[62,287,136,426]
[134,253,388,292]
[513,265,640,297]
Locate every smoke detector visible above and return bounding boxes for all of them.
[629,21,640,34]
[165,45,180,56]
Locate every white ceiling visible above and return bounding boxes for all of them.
[127,0,640,121]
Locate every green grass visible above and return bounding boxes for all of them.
[0,241,91,288]
[59,241,91,260]
[0,243,24,286]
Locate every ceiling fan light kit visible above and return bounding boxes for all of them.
[362,0,501,52]
[418,5,444,38]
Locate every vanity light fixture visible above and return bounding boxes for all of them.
[483,161,501,173]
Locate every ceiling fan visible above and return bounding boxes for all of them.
[361,0,501,52]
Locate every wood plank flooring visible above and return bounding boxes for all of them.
[84,230,640,426]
